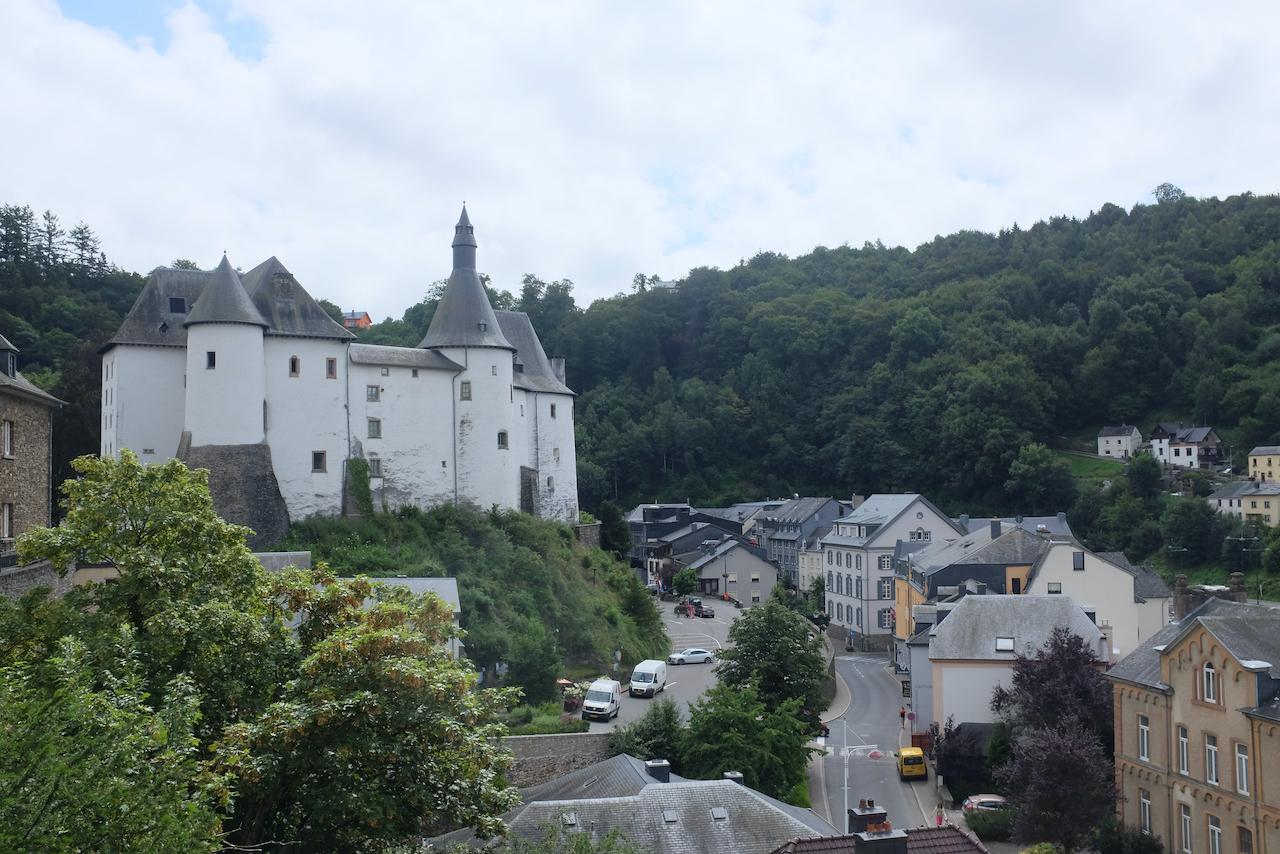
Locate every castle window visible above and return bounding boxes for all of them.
[546,476,554,492]
[497,430,508,449]
[460,381,471,400]
[311,451,326,473]
[553,447,560,462]
[367,418,381,439]
[550,403,557,418]
[491,365,497,376]
[2,420,12,458]
[326,358,337,379]
[366,385,380,402]
[477,321,487,332]
[168,296,186,313]
[380,367,390,376]
[289,356,299,377]
[206,351,216,369]
[412,369,419,378]
[368,458,383,478]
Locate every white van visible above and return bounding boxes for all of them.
[629,660,668,697]
[581,678,623,721]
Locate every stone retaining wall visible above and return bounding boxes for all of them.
[0,560,71,599]
[499,732,614,787]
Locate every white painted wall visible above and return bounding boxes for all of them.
[1025,544,1140,658]
[440,347,519,513]
[908,641,933,732]
[532,391,578,521]
[264,337,347,520]
[184,324,266,447]
[105,345,186,461]
[1098,429,1141,458]
[933,662,1011,725]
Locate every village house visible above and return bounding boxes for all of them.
[681,535,778,604]
[1099,425,1143,459]
[341,310,372,330]
[1208,480,1280,528]
[756,496,845,588]
[1106,577,1280,854]
[1150,422,1226,470]
[1249,446,1280,482]
[0,333,62,564]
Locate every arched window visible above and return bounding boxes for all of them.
[827,571,833,590]
[827,551,833,565]
[497,430,509,449]
[837,602,844,623]
[856,554,862,570]
[827,599,832,617]
[835,574,843,594]
[288,355,300,377]
[846,574,853,597]
[1203,662,1217,703]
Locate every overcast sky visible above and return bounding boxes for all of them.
[3,1,1279,319]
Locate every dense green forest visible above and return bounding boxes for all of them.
[7,190,1280,567]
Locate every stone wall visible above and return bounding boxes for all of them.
[573,521,601,549]
[0,394,54,545]
[499,732,614,788]
[0,560,72,599]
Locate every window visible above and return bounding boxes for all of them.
[835,574,842,594]
[368,457,383,477]
[311,451,327,473]
[168,296,186,313]
[497,430,508,449]
[1208,816,1221,854]
[1178,726,1189,773]
[726,573,737,583]
[0,503,11,539]
[751,590,761,604]
[1239,827,1253,854]
[550,403,557,418]
[1139,789,1151,834]
[366,385,380,402]
[412,368,419,378]
[206,351,216,369]
[1235,744,1249,794]
[546,476,554,492]
[837,602,844,622]
[491,365,497,376]
[837,551,843,568]
[1179,805,1192,854]
[879,577,894,599]
[828,571,833,589]
[855,575,862,598]
[1206,735,1219,785]
[289,355,300,376]
[2,420,11,457]
[877,608,893,629]
[1048,582,1062,594]
[460,381,471,400]
[856,608,862,627]
[1011,578,1022,594]
[995,637,1015,652]
[856,554,862,569]
[827,551,833,565]
[750,572,760,583]
[827,600,833,617]
[878,554,892,571]
[1138,715,1150,761]
[1203,663,1217,702]
[1073,551,1086,570]
[553,447,560,462]
[367,418,381,439]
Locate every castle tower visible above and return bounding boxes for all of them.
[183,255,268,446]
[420,207,519,511]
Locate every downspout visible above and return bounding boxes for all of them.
[1249,715,1262,854]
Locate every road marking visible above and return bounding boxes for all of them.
[665,682,678,690]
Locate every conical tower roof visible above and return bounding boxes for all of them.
[185,255,268,328]
[419,207,513,350]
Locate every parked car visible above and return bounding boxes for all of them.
[668,647,715,665]
[697,605,715,618]
[580,678,623,721]
[629,660,668,697]
[962,794,1008,813]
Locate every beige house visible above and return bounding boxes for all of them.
[1249,446,1280,482]
[1107,589,1280,854]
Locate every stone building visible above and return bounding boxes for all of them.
[0,332,62,561]
[100,209,578,545]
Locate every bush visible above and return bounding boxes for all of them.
[966,808,1014,841]
[1095,818,1164,854]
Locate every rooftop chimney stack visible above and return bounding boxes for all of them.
[958,514,970,530]
[644,759,671,783]
[990,519,1001,538]
[549,356,566,383]
[847,799,888,833]
[723,771,744,785]
[1231,571,1247,602]
[853,828,909,854]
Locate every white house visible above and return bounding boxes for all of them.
[1149,423,1224,470]
[101,208,578,546]
[822,494,965,639]
[1097,425,1142,458]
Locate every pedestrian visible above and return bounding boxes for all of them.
[934,803,945,827]
[899,706,906,729]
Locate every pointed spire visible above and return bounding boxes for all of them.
[420,207,513,350]
[185,255,268,328]
[452,204,478,268]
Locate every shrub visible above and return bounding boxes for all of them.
[966,808,1014,841]
[1095,818,1164,854]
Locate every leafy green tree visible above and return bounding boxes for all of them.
[1004,443,1077,514]
[170,258,200,270]
[681,684,813,799]
[317,297,346,325]
[714,599,826,723]
[0,638,224,854]
[608,698,684,767]
[1161,497,1229,563]
[673,566,698,596]
[505,618,562,704]
[1126,453,1163,499]
[598,500,631,559]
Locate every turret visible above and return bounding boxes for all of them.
[183,255,268,446]
[419,206,514,352]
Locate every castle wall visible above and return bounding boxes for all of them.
[184,324,266,447]
[532,392,579,522]
[439,346,520,513]
[103,345,186,461]
[349,360,456,512]
[263,337,347,521]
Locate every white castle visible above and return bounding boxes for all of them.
[101,208,578,545]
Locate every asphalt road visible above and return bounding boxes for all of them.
[813,652,935,832]
[586,607,736,733]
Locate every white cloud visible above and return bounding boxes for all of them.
[2,0,1279,318]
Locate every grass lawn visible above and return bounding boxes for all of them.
[1054,450,1126,479]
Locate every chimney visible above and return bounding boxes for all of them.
[990,519,1001,538]
[1057,511,1067,525]
[549,356,566,383]
[851,495,865,510]
[723,771,744,785]
[644,759,671,783]
[958,514,970,530]
[853,827,909,854]
[1231,571,1247,602]
[1174,574,1191,620]
[847,798,888,833]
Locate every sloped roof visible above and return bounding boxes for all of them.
[0,332,15,351]
[953,515,1073,536]
[1098,425,1140,437]
[521,754,686,804]
[928,595,1105,662]
[765,497,840,526]
[772,825,988,854]
[106,266,212,348]
[1105,619,1182,690]
[240,256,354,340]
[1173,426,1216,444]
[913,527,1052,577]
[685,539,773,574]
[1209,480,1280,500]
[348,343,461,371]
[495,310,573,394]
[185,256,268,328]
[836,494,919,526]
[1097,552,1172,601]
[358,577,460,613]
[419,209,513,351]
[1250,446,1280,456]
[0,365,63,407]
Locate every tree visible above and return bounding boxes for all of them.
[0,638,224,853]
[990,626,1112,747]
[1004,443,1077,515]
[218,568,520,847]
[505,618,562,704]
[1161,496,1228,563]
[598,500,631,559]
[714,599,826,723]
[996,721,1114,851]
[170,258,200,270]
[673,566,698,596]
[67,221,102,272]
[1126,453,1163,499]
[1153,183,1187,204]
[681,684,813,799]
[608,697,683,767]
[317,297,345,325]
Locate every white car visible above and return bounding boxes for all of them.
[668,647,714,665]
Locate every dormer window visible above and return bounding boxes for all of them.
[168,296,187,313]
[477,320,488,332]
[3,352,15,378]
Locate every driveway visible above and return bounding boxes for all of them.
[586,608,736,733]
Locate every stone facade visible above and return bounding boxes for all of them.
[0,394,54,549]
[499,732,614,787]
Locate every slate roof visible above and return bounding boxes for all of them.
[520,754,686,804]
[1245,695,1280,724]
[1098,425,1140,437]
[0,332,15,351]
[0,336,63,407]
[1209,480,1280,500]
[419,209,514,351]
[1173,426,1216,444]
[185,256,269,328]
[1250,446,1280,456]
[772,825,988,854]
[348,343,461,371]
[911,527,1052,577]
[1098,552,1172,601]
[685,539,771,574]
[357,577,460,612]
[928,595,1105,662]
[1105,619,1183,690]
[495,310,573,394]
[764,497,839,526]
[240,256,354,340]
[953,515,1073,536]
[106,266,213,348]
[835,494,920,526]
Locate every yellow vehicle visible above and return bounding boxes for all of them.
[895,746,927,781]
